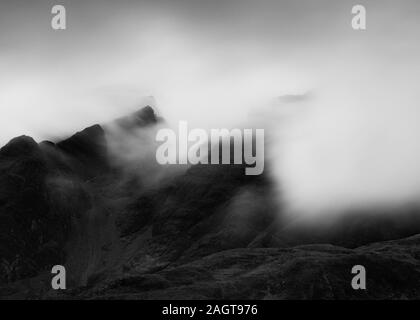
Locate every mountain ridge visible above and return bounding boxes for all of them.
[1,106,420,299]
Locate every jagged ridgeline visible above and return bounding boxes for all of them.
[0,107,159,287]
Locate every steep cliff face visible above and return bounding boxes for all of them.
[0,136,68,283]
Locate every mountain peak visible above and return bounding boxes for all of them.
[114,106,159,130]
[0,135,39,158]
[56,124,108,177]
[134,105,156,122]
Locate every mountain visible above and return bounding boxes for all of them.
[1,106,420,299]
[0,107,158,288]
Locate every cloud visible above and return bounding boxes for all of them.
[265,63,420,215]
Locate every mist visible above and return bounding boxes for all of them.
[1,0,420,215]
[267,63,420,215]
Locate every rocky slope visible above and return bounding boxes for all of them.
[69,235,420,300]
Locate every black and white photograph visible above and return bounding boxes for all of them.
[1,0,420,311]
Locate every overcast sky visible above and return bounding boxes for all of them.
[1,0,420,213]
[1,0,418,140]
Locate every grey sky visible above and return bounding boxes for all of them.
[1,0,418,142]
